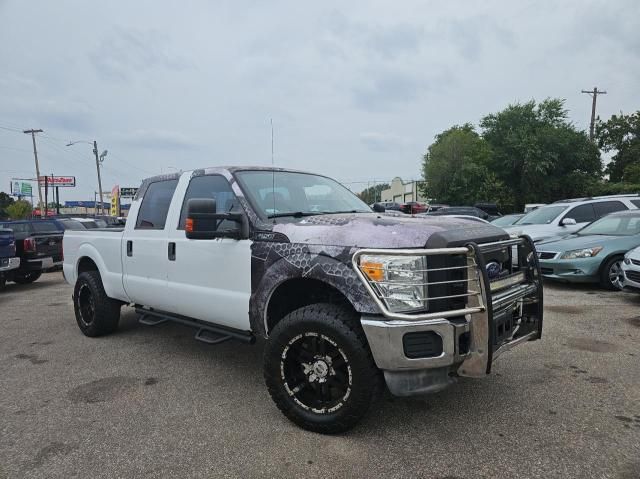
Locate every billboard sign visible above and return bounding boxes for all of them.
[11,180,33,197]
[120,187,139,198]
[38,176,76,187]
[110,185,120,216]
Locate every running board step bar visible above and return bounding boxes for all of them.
[135,307,255,345]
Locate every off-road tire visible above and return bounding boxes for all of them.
[12,271,42,284]
[73,271,121,337]
[0,275,6,291]
[264,303,382,434]
[600,256,624,291]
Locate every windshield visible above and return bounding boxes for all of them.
[491,215,521,226]
[235,171,371,219]
[514,205,567,225]
[578,215,640,236]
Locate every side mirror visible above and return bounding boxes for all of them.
[185,198,249,240]
[372,203,386,213]
[560,218,577,226]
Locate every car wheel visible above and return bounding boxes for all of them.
[73,271,121,337]
[0,275,5,291]
[600,256,624,291]
[12,271,42,284]
[263,303,382,434]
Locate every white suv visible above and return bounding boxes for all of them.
[504,195,640,243]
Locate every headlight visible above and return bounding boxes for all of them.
[359,255,427,312]
[560,247,603,259]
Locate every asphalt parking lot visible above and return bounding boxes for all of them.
[1,273,639,479]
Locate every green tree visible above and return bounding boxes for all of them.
[596,111,640,182]
[359,183,390,204]
[421,124,510,207]
[480,99,602,210]
[0,191,15,219]
[6,200,32,219]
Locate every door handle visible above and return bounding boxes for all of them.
[168,242,176,261]
[126,240,133,257]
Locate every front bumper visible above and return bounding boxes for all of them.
[538,257,600,283]
[622,262,640,290]
[355,237,543,396]
[0,257,20,272]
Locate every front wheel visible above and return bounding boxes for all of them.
[13,270,42,284]
[600,256,624,290]
[263,303,381,434]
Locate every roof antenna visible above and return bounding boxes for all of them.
[271,118,276,224]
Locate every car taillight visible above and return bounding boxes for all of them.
[24,237,36,252]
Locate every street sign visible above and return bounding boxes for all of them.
[10,180,33,197]
[120,187,139,198]
[38,176,76,187]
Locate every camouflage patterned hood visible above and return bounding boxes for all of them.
[271,213,509,249]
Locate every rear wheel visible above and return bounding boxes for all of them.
[264,303,381,434]
[0,275,6,291]
[73,271,121,336]
[600,256,624,290]
[13,271,42,284]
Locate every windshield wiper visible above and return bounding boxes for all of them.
[267,211,321,219]
[319,210,361,215]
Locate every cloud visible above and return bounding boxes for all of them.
[89,27,192,81]
[114,129,198,150]
[359,132,408,152]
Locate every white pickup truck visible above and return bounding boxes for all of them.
[63,166,543,433]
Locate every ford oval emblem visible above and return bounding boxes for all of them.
[486,261,502,279]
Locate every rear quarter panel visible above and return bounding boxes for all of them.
[63,230,129,302]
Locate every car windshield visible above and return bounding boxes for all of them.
[59,220,86,230]
[514,205,567,225]
[577,215,640,236]
[235,171,371,219]
[491,215,521,226]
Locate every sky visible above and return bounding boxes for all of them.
[0,0,639,204]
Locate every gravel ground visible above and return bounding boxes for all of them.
[0,273,639,479]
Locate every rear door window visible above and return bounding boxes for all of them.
[593,201,628,218]
[0,223,30,233]
[564,204,596,223]
[630,200,640,208]
[136,179,179,230]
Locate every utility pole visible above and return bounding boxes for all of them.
[23,129,45,218]
[581,87,607,141]
[93,140,104,215]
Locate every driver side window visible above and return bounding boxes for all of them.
[564,204,596,223]
[178,175,240,230]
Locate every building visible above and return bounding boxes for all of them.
[380,177,427,203]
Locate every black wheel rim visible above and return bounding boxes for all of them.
[280,332,352,414]
[609,260,623,289]
[77,284,96,326]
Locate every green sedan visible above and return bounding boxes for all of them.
[536,210,640,290]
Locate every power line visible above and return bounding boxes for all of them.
[581,87,607,141]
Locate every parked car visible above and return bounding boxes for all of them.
[63,166,542,433]
[56,218,89,230]
[425,206,490,220]
[622,246,640,291]
[399,201,427,214]
[370,201,401,212]
[505,194,640,243]
[0,219,64,284]
[491,214,524,227]
[0,228,20,290]
[71,217,100,229]
[536,209,640,289]
[416,213,490,224]
[524,203,546,213]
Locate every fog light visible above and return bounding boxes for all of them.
[624,258,631,265]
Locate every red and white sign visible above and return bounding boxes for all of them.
[38,176,76,187]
